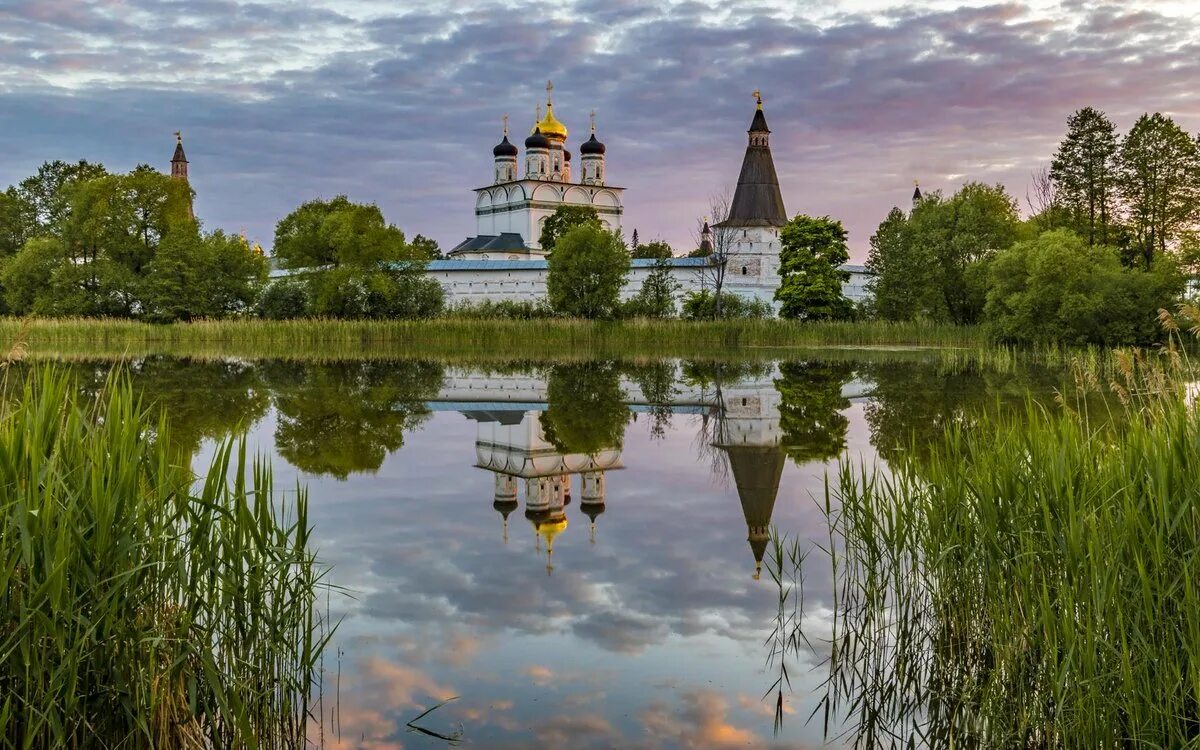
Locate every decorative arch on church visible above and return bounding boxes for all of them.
[507,185,526,203]
[564,186,590,204]
[476,191,493,209]
[531,184,559,203]
[594,190,620,208]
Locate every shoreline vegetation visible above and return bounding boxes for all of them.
[0,369,329,747]
[0,316,1033,361]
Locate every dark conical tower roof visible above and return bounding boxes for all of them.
[716,97,786,228]
[172,133,187,164]
[721,444,786,578]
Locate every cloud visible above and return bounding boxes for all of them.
[4,1,1200,258]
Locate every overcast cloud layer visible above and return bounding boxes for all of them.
[3,0,1200,258]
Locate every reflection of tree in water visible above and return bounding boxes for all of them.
[774,360,854,465]
[263,360,444,478]
[624,361,676,440]
[129,357,271,458]
[861,361,1070,460]
[540,360,629,455]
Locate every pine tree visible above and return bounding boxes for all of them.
[1050,107,1118,245]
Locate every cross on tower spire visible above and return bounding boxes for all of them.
[502,113,509,136]
[546,79,554,104]
[753,89,763,109]
[590,109,596,134]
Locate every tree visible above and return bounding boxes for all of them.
[865,207,935,321]
[546,224,629,318]
[1,237,66,314]
[623,256,678,318]
[410,234,442,260]
[538,205,600,252]
[775,215,853,321]
[15,159,107,234]
[1117,113,1200,268]
[142,230,268,321]
[984,229,1183,345]
[694,193,735,317]
[1050,107,1119,245]
[0,189,30,257]
[631,240,674,260]
[256,277,311,319]
[273,196,412,269]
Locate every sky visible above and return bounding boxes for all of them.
[4,0,1200,261]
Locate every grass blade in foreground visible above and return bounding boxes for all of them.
[820,353,1200,747]
[0,368,331,748]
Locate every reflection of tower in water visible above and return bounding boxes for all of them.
[714,382,786,580]
[471,410,621,574]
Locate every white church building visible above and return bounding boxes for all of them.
[427,84,871,309]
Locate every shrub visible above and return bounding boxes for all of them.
[681,290,773,320]
[447,298,555,319]
[256,276,311,319]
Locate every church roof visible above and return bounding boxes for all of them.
[172,140,187,163]
[715,106,786,228]
[428,257,713,271]
[447,233,531,255]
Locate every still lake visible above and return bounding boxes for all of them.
[50,353,1069,748]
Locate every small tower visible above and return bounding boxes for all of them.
[493,473,519,543]
[580,471,606,545]
[579,110,606,186]
[170,131,194,219]
[699,218,713,255]
[493,115,519,184]
[912,180,923,210]
[171,131,188,182]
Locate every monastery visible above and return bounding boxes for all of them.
[426,83,871,310]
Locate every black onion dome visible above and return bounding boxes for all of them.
[564,150,571,162]
[580,133,606,155]
[493,135,518,157]
[525,128,549,149]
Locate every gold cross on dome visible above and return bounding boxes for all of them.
[174,130,182,143]
[502,113,509,136]
[753,89,762,107]
[546,79,554,104]
[590,109,596,133]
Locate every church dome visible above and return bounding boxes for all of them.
[525,128,549,150]
[564,150,571,162]
[493,135,518,157]
[534,104,568,139]
[580,133,605,155]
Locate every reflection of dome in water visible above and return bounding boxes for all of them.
[494,498,519,543]
[581,501,605,544]
[527,512,568,575]
[722,445,786,580]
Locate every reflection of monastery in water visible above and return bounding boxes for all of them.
[428,367,870,578]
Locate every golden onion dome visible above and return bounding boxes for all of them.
[534,103,568,140]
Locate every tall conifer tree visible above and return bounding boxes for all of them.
[1050,107,1118,245]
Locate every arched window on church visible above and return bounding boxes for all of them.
[741,266,748,275]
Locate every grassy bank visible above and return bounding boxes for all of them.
[0,316,991,361]
[802,356,1200,746]
[0,370,329,747]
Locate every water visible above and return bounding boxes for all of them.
[44,354,1069,747]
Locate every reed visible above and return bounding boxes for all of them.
[0,316,991,361]
[0,368,330,748]
[808,345,1200,747]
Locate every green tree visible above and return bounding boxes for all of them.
[775,215,852,321]
[1050,107,1119,245]
[546,224,629,318]
[142,230,267,321]
[273,196,412,269]
[1117,113,1200,268]
[631,240,674,260]
[256,277,311,319]
[15,159,107,233]
[1,236,66,314]
[865,207,938,320]
[538,205,600,252]
[0,188,30,257]
[410,233,442,260]
[623,256,678,318]
[984,229,1183,345]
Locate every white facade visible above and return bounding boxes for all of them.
[470,181,623,257]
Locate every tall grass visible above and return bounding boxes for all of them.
[808,344,1200,747]
[0,316,991,361]
[0,369,330,748]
